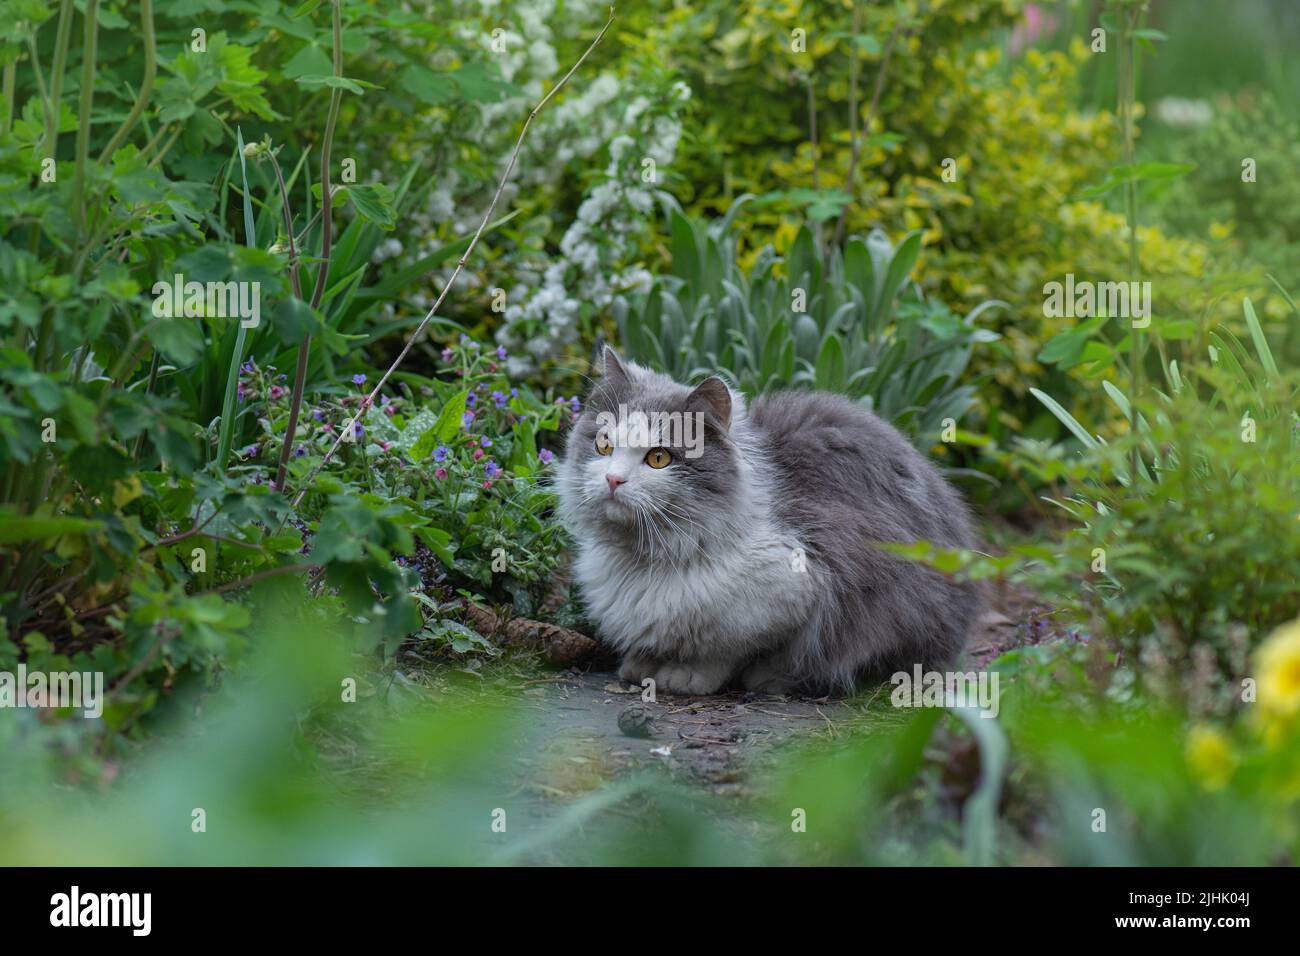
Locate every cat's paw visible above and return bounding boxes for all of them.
[618,654,657,686]
[649,660,730,696]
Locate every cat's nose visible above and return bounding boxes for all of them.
[606,474,626,495]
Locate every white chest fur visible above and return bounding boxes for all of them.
[573,517,816,662]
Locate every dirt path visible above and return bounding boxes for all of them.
[511,668,854,801]
[502,583,1038,804]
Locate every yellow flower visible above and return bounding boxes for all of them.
[1256,617,1300,725]
[1185,725,1235,791]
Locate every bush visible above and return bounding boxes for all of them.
[615,198,1000,446]
[1026,296,1300,714]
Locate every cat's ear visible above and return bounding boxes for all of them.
[686,377,732,431]
[601,346,631,389]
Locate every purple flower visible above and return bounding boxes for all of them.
[462,410,475,428]
[237,383,247,402]
[293,445,307,458]
[539,448,554,465]
[480,437,493,448]
[240,361,255,375]
[484,460,501,480]
[312,409,323,421]
[433,445,449,462]
[352,373,367,386]
[496,345,507,359]
[490,390,506,409]
[510,388,518,399]
[441,347,453,361]
[569,396,582,412]
[466,392,477,408]
[354,422,364,437]
[243,444,258,458]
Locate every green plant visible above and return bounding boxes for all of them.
[1028,294,1300,712]
[615,198,1001,446]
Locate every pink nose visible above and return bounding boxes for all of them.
[606,474,626,495]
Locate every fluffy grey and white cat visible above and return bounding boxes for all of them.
[557,348,981,696]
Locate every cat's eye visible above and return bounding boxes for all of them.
[644,448,672,469]
[594,433,614,456]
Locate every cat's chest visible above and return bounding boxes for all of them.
[574,527,815,655]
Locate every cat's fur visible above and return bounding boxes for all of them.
[557,348,981,696]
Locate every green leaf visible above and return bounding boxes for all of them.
[283,44,332,80]
[411,391,468,459]
[450,61,519,102]
[1029,387,1100,449]
[815,333,846,392]
[1241,297,1279,379]
[148,318,205,365]
[948,705,1008,867]
[271,297,326,346]
[294,74,379,95]
[0,511,101,544]
[400,65,458,106]
[1077,161,1196,199]
[344,183,396,229]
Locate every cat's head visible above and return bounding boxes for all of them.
[558,348,744,547]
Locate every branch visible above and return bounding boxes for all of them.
[284,8,617,515]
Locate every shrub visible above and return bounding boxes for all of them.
[615,198,1001,446]
[1026,295,1300,714]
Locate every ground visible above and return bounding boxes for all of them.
[508,596,1027,802]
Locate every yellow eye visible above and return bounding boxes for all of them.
[594,432,614,456]
[645,448,672,469]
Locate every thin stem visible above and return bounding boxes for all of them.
[832,21,899,248]
[131,350,161,459]
[2,62,15,137]
[284,8,617,517]
[1120,5,1142,485]
[44,0,74,158]
[806,77,819,192]
[73,0,98,236]
[98,0,155,164]
[268,153,304,298]
[276,0,342,492]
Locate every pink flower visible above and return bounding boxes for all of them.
[1009,3,1056,56]
[473,448,485,461]
[481,480,493,490]
[435,467,448,480]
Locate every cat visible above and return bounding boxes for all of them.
[556,347,982,696]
